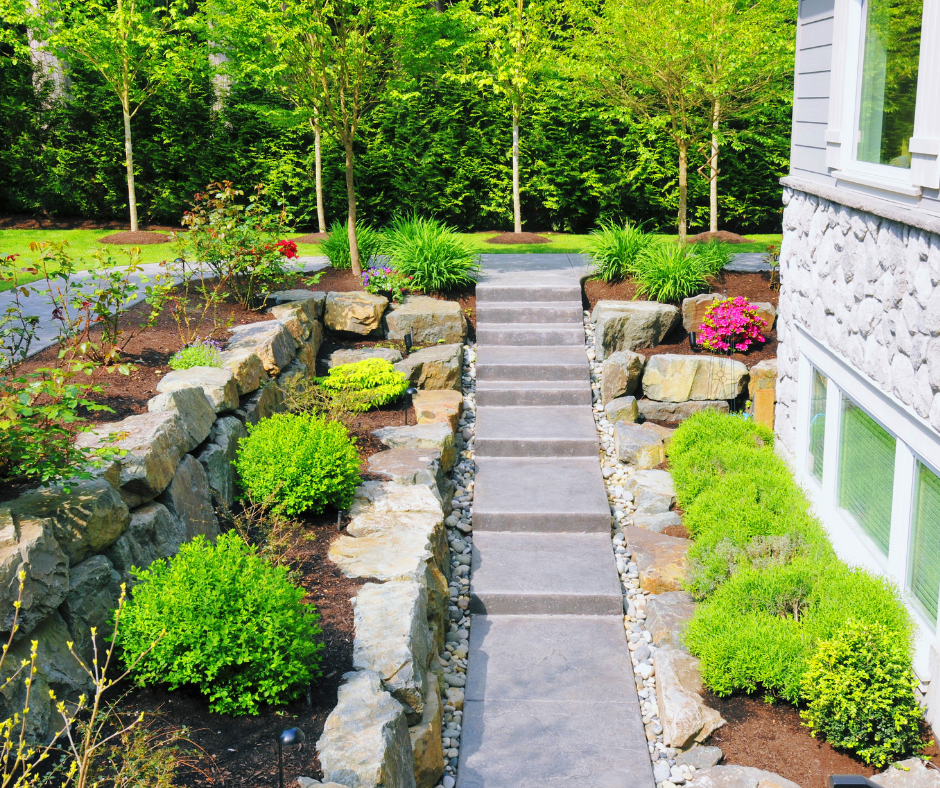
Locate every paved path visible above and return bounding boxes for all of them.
[459,254,654,788]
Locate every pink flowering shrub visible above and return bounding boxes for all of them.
[698,296,768,353]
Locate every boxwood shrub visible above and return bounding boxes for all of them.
[317,357,409,413]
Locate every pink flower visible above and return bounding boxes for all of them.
[698,296,767,353]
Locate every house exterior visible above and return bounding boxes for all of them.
[777,0,940,718]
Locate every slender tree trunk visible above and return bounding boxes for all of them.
[512,107,521,234]
[311,114,326,233]
[677,138,688,243]
[122,104,138,232]
[343,135,361,276]
[709,100,720,234]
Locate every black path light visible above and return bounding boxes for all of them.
[404,386,418,426]
[277,727,305,788]
[829,777,879,788]
[404,329,414,354]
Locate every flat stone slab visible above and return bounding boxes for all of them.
[632,511,683,533]
[475,406,599,458]
[871,758,940,788]
[475,379,592,407]
[645,591,696,647]
[476,323,584,347]
[472,458,610,532]
[638,399,730,423]
[469,532,621,615]
[474,345,588,382]
[329,347,403,368]
[625,526,690,594]
[693,765,801,788]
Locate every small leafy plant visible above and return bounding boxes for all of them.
[801,620,923,766]
[361,265,412,303]
[381,215,480,292]
[168,338,224,370]
[318,357,409,412]
[235,411,361,516]
[589,220,655,283]
[119,531,324,715]
[321,220,381,270]
[698,296,768,353]
[634,242,715,303]
[0,253,41,372]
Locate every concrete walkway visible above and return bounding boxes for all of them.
[458,254,654,788]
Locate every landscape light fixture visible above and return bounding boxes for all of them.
[277,727,306,788]
[404,386,418,426]
[404,330,414,354]
[336,509,347,533]
[688,331,702,353]
[828,777,879,788]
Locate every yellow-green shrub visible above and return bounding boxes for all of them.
[317,357,408,412]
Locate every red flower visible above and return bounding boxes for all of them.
[276,240,299,260]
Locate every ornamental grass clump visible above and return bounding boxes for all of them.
[381,215,481,292]
[320,220,381,270]
[633,242,714,303]
[589,220,655,283]
[119,531,324,715]
[235,411,361,515]
[698,296,768,353]
[168,338,224,370]
[318,357,409,412]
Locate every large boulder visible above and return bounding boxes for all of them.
[353,581,430,723]
[642,355,748,402]
[615,422,666,468]
[268,301,316,347]
[373,424,456,473]
[267,289,325,320]
[693,766,801,788]
[655,645,725,750]
[147,386,216,450]
[157,455,219,542]
[59,554,122,665]
[682,293,723,333]
[156,366,239,413]
[104,501,185,587]
[297,320,325,372]
[9,479,130,565]
[367,449,446,500]
[645,591,696,647]
[318,670,418,788]
[751,302,777,331]
[605,396,639,424]
[625,525,689,594]
[871,758,940,788]
[0,510,69,637]
[349,481,444,520]
[749,359,777,430]
[384,296,466,345]
[601,350,646,404]
[625,470,676,515]
[196,416,248,507]
[413,390,463,431]
[220,349,267,396]
[75,412,192,508]
[329,347,403,369]
[637,399,729,423]
[409,682,444,788]
[591,301,679,360]
[236,380,283,426]
[395,344,463,391]
[227,320,296,376]
[325,291,389,336]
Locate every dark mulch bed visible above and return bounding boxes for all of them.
[98,230,172,245]
[485,231,550,244]
[687,231,753,244]
[0,214,185,232]
[117,512,363,787]
[293,232,330,244]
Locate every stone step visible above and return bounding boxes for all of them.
[472,457,611,531]
[476,283,582,303]
[475,406,598,457]
[476,323,584,347]
[458,615,653,788]
[475,380,592,407]
[476,301,583,324]
[475,345,588,382]
[469,532,622,615]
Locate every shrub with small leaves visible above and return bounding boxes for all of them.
[317,357,408,412]
[119,531,324,715]
[168,338,224,370]
[698,296,768,353]
[801,620,923,766]
[235,411,361,515]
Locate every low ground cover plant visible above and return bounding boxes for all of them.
[589,220,655,283]
[381,215,481,292]
[698,296,768,352]
[168,338,224,370]
[670,411,921,764]
[119,531,323,715]
[361,265,412,303]
[317,357,409,412]
[235,411,361,515]
[321,220,381,270]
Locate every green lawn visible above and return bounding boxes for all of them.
[459,231,781,256]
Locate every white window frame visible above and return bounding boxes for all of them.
[825,0,940,194]
[794,325,940,675]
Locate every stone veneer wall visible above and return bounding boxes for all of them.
[776,186,940,455]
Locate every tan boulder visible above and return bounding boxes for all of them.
[749,359,777,430]
[625,525,689,594]
[655,645,725,750]
[642,354,748,402]
[325,291,389,335]
[267,301,314,346]
[601,349,646,404]
[414,390,463,431]
[220,349,267,395]
[614,422,666,468]
[409,682,444,788]
[682,293,723,333]
[227,320,296,376]
[156,366,239,412]
[384,296,466,345]
[395,344,463,391]
[591,300,679,360]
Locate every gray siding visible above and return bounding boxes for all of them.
[790,0,836,185]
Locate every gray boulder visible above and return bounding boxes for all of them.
[157,366,239,413]
[297,320,325,372]
[227,320,296,376]
[196,416,248,507]
[615,422,666,468]
[157,455,219,541]
[642,354,748,403]
[384,296,466,345]
[871,758,940,788]
[9,479,130,565]
[266,288,325,320]
[693,766,801,788]
[367,449,446,501]
[591,300,679,360]
[633,511,683,533]
[104,501,185,587]
[0,510,69,636]
[329,347,404,369]
[395,344,464,391]
[236,380,283,426]
[147,386,216,450]
[60,554,122,665]
[655,645,725,749]
[601,349,646,404]
[645,591,696,647]
[638,399,730,423]
[373,424,456,473]
[353,581,430,723]
[625,470,676,515]
[325,291,389,336]
[317,670,418,788]
[221,349,267,396]
[676,745,723,769]
[605,396,639,424]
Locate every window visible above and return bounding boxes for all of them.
[855,0,923,169]
[909,462,940,627]
[808,368,828,482]
[838,396,896,554]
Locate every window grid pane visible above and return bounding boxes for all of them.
[838,397,895,554]
[909,463,940,628]
[808,368,827,482]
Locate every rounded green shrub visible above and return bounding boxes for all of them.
[235,411,361,515]
[118,532,324,715]
[801,620,923,767]
[318,357,409,412]
[668,409,774,459]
